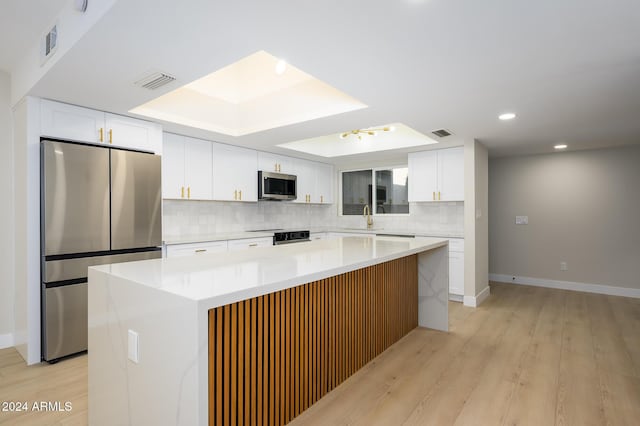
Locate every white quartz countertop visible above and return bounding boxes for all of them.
[163,228,463,245]
[314,228,464,239]
[92,236,448,309]
[163,231,274,245]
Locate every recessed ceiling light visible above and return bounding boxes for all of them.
[498,113,516,120]
[554,144,568,150]
[275,59,287,75]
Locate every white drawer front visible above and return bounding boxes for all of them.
[166,241,228,258]
[227,237,273,251]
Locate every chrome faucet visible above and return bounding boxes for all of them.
[363,205,374,229]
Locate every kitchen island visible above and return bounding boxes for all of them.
[88,236,449,426]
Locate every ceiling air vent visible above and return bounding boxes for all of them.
[134,72,176,90]
[431,128,453,138]
[41,23,58,64]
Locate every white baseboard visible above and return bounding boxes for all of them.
[463,286,491,307]
[0,333,14,350]
[449,293,463,302]
[489,274,640,299]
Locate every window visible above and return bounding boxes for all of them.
[341,167,409,215]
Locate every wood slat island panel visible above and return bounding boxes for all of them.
[208,255,418,425]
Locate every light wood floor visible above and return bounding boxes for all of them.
[1,283,639,425]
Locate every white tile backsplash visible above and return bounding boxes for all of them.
[163,200,337,239]
[163,200,464,240]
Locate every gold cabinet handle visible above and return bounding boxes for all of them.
[249,243,258,247]
[234,190,237,200]
[195,249,207,253]
[275,163,278,172]
[108,129,113,144]
[239,190,242,200]
[321,195,324,203]
[181,186,185,198]
[438,191,441,201]
[187,187,191,199]
[433,191,436,201]
[99,128,104,142]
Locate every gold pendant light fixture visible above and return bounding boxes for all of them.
[339,125,396,140]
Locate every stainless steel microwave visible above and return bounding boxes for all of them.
[258,171,297,200]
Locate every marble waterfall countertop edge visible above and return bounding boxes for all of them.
[90,236,448,309]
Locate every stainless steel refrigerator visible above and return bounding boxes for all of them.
[40,140,162,362]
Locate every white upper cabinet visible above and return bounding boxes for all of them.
[162,133,186,199]
[314,162,334,204]
[41,99,104,144]
[292,158,314,204]
[162,133,212,200]
[184,136,213,200]
[104,113,162,154]
[437,147,465,201]
[212,143,258,202]
[257,152,294,174]
[40,99,162,154]
[408,147,464,202]
[293,159,334,204]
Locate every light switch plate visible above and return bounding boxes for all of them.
[128,330,139,363]
[515,216,529,225]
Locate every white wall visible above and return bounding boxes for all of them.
[12,97,41,363]
[0,71,15,348]
[10,0,118,105]
[463,140,489,306]
[489,145,640,293]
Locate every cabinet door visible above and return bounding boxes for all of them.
[212,143,258,202]
[257,152,293,174]
[408,150,438,201]
[314,162,334,204]
[438,147,464,201]
[162,133,185,199]
[292,159,315,204]
[184,136,213,200]
[41,99,105,144]
[105,113,162,154]
[449,251,464,296]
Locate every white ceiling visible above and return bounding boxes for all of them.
[6,0,640,161]
[130,50,367,137]
[0,0,68,73]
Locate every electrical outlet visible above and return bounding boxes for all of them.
[515,216,528,225]
[560,262,568,271]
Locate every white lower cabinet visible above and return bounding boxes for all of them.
[166,237,273,257]
[448,238,465,299]
[227,237,273,251]
[165,241,228,258]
